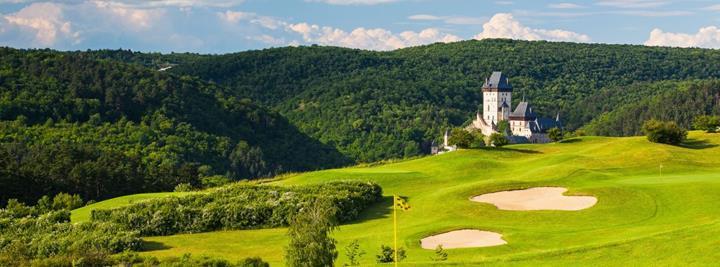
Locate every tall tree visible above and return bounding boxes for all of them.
[285,200,338,267]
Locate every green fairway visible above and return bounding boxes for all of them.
[78,132,720,265]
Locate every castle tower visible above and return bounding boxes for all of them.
[482,72,513,126]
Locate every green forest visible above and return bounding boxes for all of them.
[3,39,720,205]
[86,39,720,162]
[0,48,348,205]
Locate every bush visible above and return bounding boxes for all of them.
[431,245,448,261]
[692,115,720,133]
[51,193,84,210]
[489,133,509,147]
[174,183,195,192]
[448,128,473,148]
[376,245,406,263]
[548,127,563,142]
[642,119,687,145]
[343,239,364,266]
[240,257,269,267]
[92,181,382,236]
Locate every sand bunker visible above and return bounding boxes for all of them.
[471,187,597,211]
[421,229,507,249]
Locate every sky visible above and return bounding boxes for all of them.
[1,0,720,53]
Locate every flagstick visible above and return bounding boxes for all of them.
[393,194,398,267]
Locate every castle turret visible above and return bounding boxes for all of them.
[482,72,513,125]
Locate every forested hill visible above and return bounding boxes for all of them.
[97,39,720,162]
[583,79,720,136]
[0,48,348,204]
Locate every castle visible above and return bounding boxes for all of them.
[465,71,562,144]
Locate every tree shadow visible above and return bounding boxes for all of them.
[493,147,543,154]
[559,138,582,144]
[141,240,173,252]
[346,196,393,224]
[680,139,718,149]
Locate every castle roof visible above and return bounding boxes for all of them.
[482,71,512,92]
[510,101,536,120]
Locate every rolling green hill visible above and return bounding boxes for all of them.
[0,47,348,204]
[583,79,720,136]
[89,39,720,162]
[76,131,720,266]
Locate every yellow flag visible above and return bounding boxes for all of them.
[394,195,410,211]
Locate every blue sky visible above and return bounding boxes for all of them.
[1,0,719,53]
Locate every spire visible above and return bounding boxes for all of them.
[556,112,561,122]
[443,129,449,147]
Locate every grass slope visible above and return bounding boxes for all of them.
[78,132,720,266]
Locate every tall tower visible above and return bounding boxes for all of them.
[482,71,513,125]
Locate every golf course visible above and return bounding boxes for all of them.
[72,131,720,266]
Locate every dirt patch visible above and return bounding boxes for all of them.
[420,229,507,249]
[471,187,597,211]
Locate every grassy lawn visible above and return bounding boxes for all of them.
[78,131,720,265]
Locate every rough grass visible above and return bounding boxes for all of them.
[76,131,720,265]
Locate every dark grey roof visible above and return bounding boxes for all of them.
[482,71,512,91]
[510,101,536,119]
[501,101,510,108]
[525,117,562,134]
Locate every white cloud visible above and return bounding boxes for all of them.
[93,1,164,29]
[217,10,284,29]
[704,4,720,12]
[408,14,442,21]
[644,26,720,48]
[473,13,590,42]
[595,0,667,8]
[306,0,400,5]
[2,2,81,46]
[548,3,584,9]
[286,22,460,50]
[408,14,484,25]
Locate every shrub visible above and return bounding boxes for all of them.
[548,127,563,142]
[642,119,687,145]
[343,239,365,266]
[376,245,406,263]
[51,193,84,210]
[92,181,382,236]
[489,133,509,147]
[448,128,473,148]
[174,183,195,192]
[431,245,448,261]
[692,115,720,133]
[240,257,269,267]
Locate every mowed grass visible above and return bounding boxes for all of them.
[78,132,720,265]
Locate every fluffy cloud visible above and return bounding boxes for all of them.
[92,1,164,29]
[217,10,284,29]
[306,0,400,5]
[1,2,80,46]
[473,13,590,42]
[287,23,460,50]
[644,27,720,49]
